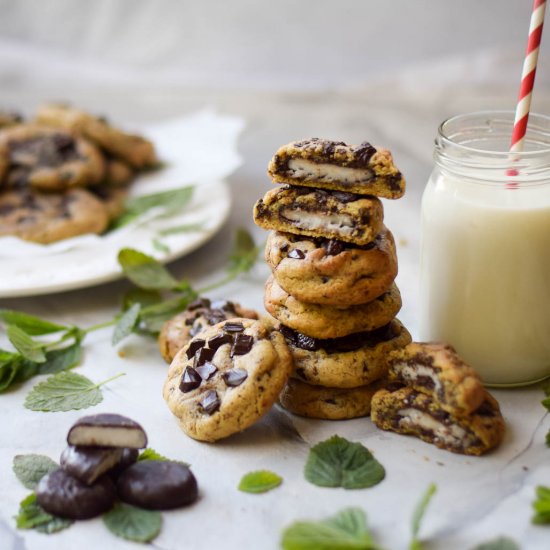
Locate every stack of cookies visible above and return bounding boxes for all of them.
[253,138,412,420]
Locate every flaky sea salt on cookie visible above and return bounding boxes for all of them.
[268,138,405,199]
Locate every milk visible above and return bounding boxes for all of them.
[420,171,550,385]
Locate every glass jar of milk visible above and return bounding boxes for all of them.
[420,111,550,386]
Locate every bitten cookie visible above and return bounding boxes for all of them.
[387,342,485,416]
[158,298,259,363]
[279,378,381,420]
[0,124,105,191]
[253,186,383,246]
[264,276,401,339]
[268,138,405,199]
[36,104,157,169]
[0,188,109,243]
[371,387,505,456]
[265,228,397,306]
[163,318,293,442]
[281,320,411,388]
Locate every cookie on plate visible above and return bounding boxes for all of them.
[265,228,397,306]
[88,185,128,222]
[0,124,105,191]
[36,104,157,169]
[163,318,293,442]
[279,377,382,420]
[264,275,401,339]
[371,387,505,456]
[387,342,485,416]
[268,138,405,199]
[253,186,383,246]
[281,319,411,388]
[103,157,134,187]
[0,110,23,128]
[158,298,259,363]
[0,188,109,243]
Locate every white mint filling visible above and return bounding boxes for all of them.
[398,408,474,447]
[395,363,442,395]
[69,426,146,448]
[287,159,373,184]
[281,208,354,236]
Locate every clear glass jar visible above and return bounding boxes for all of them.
[419,111,550,386]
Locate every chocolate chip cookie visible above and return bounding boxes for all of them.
[279,377,382,420]
[103,157,134,187]
[265,228,397,306]
[264,276,401,339]
[0,188,109,243]
[88,184,128,222]
[0,110,23,128]
[281,319,411,388]
[158,298,259,363]
[36,104,158,169]
[268,138,405,199]
[163,318,293,442]
[0,124,105,191]
[387,342,486,416]
[253,186,384,246]
[371,387,505,456]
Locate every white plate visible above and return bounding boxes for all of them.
[0,111,242,297]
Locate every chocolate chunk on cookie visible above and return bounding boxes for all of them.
[282,319,411,388]
[265,228,398,306]
[267,138,405,199]
[371,387,505,456]
[158,298,259,363]
[0,188,109,244]
[279,378,382,420]
[265,275,401,339]
[387,342,485,416]
[163,318,293,442]
[253,185,383,246]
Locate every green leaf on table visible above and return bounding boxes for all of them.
[532,485,550,524]
[238,470,282,494]
[36,343,82,375]
[0,309,67,335]
[112,186,194,229]
[16,493,73,534]
[112,303,141,346]
[0,350,26,392]
[159,221,205,236]
[304,435,385,489]
[471,537,520,550]
[122,288,162,311]
[410,483,437,550]
[541,396,550,412]
[103,502,162,543]
[13,454,58,490]
[7,325,46,363]
[118,248,179,290]
[281,507,379,550]
[137,447,189,466]
[24,371,124,412]
[139,294,197,334]
[227,228,260,277]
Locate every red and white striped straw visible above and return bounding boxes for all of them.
[510,0,547,153]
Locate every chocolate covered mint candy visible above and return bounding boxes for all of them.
[60,446,124,485]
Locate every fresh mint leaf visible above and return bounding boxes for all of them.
[112,303,141,346]
[13,454,58,490]
[159,222,205,236]
[103,502,162,543]
[238,470,282,493]
[122,288,162,311]
[7,325,46,363]
[471,537,520,550]
[546,430,550,447]
[304,435,385,489]
[139,294,197,334]
[16,493,73,534]
[118,248,179,290]
[24,371,124,412]
[36,343,82,375]
[281,507,379,550]
[410,483,437,550]
[227,228,260,277]
[0,309,67,335]
[541,396,550,412]
[152,238,170,254]
[137,447,189,466]
[532,485,550,524]
[0,351,25,392]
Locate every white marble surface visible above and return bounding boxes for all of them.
[2,57,550,550]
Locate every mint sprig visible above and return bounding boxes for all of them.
[410,483,437,550]
[13,454,58,490]
[471,537,520,550]
[238,470,282,494]
[532,485,550,524]
[16,493,73,534]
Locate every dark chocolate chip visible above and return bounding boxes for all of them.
[36,468,116,520]
[223,321,245,333]
[204,310,227,325]
[199,390,220,415]
[331,191,359,203]
[210,300,237,313]
[288,249,305,259]
[195,361,218,381]
[60,445,124,485]
[207,332,233,351]
[185,338,206,359]
[353,142,377,165]
[222,368,248,387]
[180,367,202,392]
[187,298,211,311]
[323,240,344,256]
[193,346,216,367]
[189,321,206,337]
[230,333,254,357]
[116,461,198,510]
